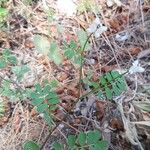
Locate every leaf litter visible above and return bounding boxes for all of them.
[0,0,150,150]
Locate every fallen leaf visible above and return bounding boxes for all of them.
[108,18,121,31]
[13,113,22,133]
[30,108,37,117]
[107,14,128,31]
[96,101,107,121]
[55,87,65,94]
[102,64,118,72]
[25,38,34,48]
[66,86,78,98]
[128,47,141,55]
[56,72,68,82]
[110,118,124,131]
[0,116,8,126]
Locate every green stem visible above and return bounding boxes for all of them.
[78,32,93,98]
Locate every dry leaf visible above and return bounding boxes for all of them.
[96,101,107,121]
[66,86,78,98]
[0,116,8,126]
[13,113,22,133]
[24,38,34,48]
[56,72,68,82]
[102,64,118,72]
[128,47,141,55]
[30,108,37,117]
[110,118,124,131]
[56,87,65,94]
[108,18,121,31]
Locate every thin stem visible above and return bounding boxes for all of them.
[78,32,93,98]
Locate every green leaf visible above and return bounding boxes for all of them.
[49,42,57,53]
[46,92,58,99]
[0,59,6,68]
[105,87,112,100]
[77,29,89,50]
[67,135,76,148]
[97,91,105,99]
[100,76,107,86]
[11,65,30,81]
[23,140,40,150]
[8,55,17,65]
[87,130,101,144]
[36,103,48,113]
[77,132,86,146]
[0,8,8,23]
[64,49,75,59]
[89,145,95,150]
[70,40,77,49]
[33,34,50,55]
[42,85,51,94]
[112,83,121,96]
[48,98,59,105]
[34,83,42,93]
[51,50,62,65]
[105,72,113,82]
[74,55,82,64]
[2,49,11,56]
[49,80,58,88]
[53,142,62,150]
[111,71,120,79]
[32,98,45,106]
[43,111,52,125]
[94,140,108,150]
[48,42,62,65]
[30,92,37,99]
[117,80,126,91]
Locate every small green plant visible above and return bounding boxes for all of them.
[0,49,17,68]
[82,70,126,100]
[23,140,40,150]
[11,65,30,81]
[63,29,89,65]
[63,40,81,64]
[33,35,62,65]
[0,80,31,102]
[30,83,60,125]
[23,130,108,150]
[0,7,8,27]
[45,8,55,23]
[53,130,108,150]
